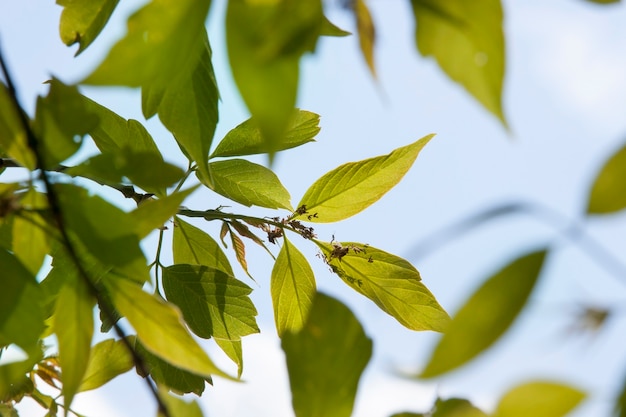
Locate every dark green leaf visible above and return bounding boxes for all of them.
[298,135,434,223]
[432,398,488,417]
[615,369,626,417]
[57,0,120,55]
[410,0,506,124]
[587,140,626,214]
[421,249,547,378]
[206,159,293,210]
[271,236,316,336]
[162,264,259,340]
[129,187,196,239]
[317,241,449,332]
[493,381,585,417]
[0,345,42,403]
[0,84,35,169]
[282,292,372,417]
[210,110,320,158]
[78,339,133,392]
[173,217,234,275]
[103,277,231,379]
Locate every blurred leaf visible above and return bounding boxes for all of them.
[320,16,351,37]
[210,110,319,158]
[0,344,41,403]
[129,187,196,239]
[390,413,426,417]
[584,0,620,3]
[12,192,49,275]
[282,292,372,417]
[493,381,585,417]
[206,159,293,210]
[432,398,488,417]
[353,0,376,77]
[226,0,323,156]
[214,338,243,379]
[410,0,506,124]
[151,33,218,183]
[57,0,120,55]
[0,403,19,417]
[587,140,626,214]
[173,217,234,275]
[53,270,95,409]
[103,277,231,379]
[0,84,35,169]
[162,264,259,340]
[615,369,626,417]
[78,339,133,392]
[158,390,204,417]
[134,338,208,396]
[83,0,210,89]
[317,241,449,332]
[271,236,316,336]
[298,135,434,223]
[421,249,547,378]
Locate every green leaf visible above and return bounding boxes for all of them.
[420,249,547,378]
[158,390,204,417]
[432,398,488,417]
[493,381,585,417]
[53,271,95,409]
[82,0,210,89]
[226,0,323,155]
[162,264,259,341]
[227,227,253,279]
[78,339,133,392]
[353,0,377,77]
[33,79,99,168]
[57,0,120,55]
[173,217,234,275]
[210,110,320,158]
[214,338,243,379]
[615,370,626,417]
[584,0,620,3]
[103,277,231,379]
[0,345,42,403]
[206,159,293,210]
[410,0,506,124]
[134,338,208,396]
[0,403,19,417]
[587,140,626,214]
[271,236,316,336]
[317,241,449,332]
[282,292,372,417]
[0,84,35,169]
[320,16,351,37]
[390,413,426,417]
[129,187,197,239]
[151,33,218,183]
[12,191,49,276]
[298,135,434,223]
[0,249,44,349]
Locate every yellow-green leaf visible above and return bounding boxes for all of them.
[421,249,547,378]
[103,277,231,379]
[410,0,506,124]
[173,217,234,275]
[214,338,244,379]
[78,339,133,392]
[282,293,372,417]
[493,381,585,417]
[158,390,204,417]
[12,191,49,276]
[0,84,35,169]
[353,0,376,77]
[432,398,488,417]
[587,139,626,214]
[129,188,196,239]
[271,236,316,336]
[317,241,449,332]
[57,0,120,55]
[298,135,434,223]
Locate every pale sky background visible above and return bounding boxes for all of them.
[2,1,626,417]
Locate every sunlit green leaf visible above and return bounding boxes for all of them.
[53,270,95,409]
[410,0,506,124]
[298,135,434,223]
[210,110,319,158]
[12,191,49,276]
[57,0,120,55]
[162,264,259,341]
[214,338,243,379]
[317,241,449,332]
[206,159,293,210]
[173,217,234,275]
[134,338,208,396]
[271,236,316,336]
[78,339,133,392]
[226,0,323,155]
[282,292,372,417]
[493,381,585,417]
[353,0,376,77]
[0,84,35,169]
[587,140,626,214]
[0,249,44,349]
[103,277,231,379]
[158,390,204,417]
[320,16,351,37]
[432,398,488,417]
[129,188,196,239]
[0,345,42,402]
[421,249,547,378]
[83,0,210,89]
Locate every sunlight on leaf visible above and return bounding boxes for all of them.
[57,0,120,55]
[215,338,244,379]
[282,292,372,417]
[271,236,316,336]
[78,339,133,392]
[432,398,488,417]
[158,390,204,417]
[587,139,626,214]
[129,188,196,239]
[298,135,434,223]
[421,249,547,378]
[173,216,234,275]
[493,381,585,417]
[0,82,35,169]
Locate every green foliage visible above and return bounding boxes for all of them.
[587,138,626,214]
[492,381,585,417]
[57,0,120,55]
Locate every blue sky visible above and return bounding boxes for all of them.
[2,1,626,416]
